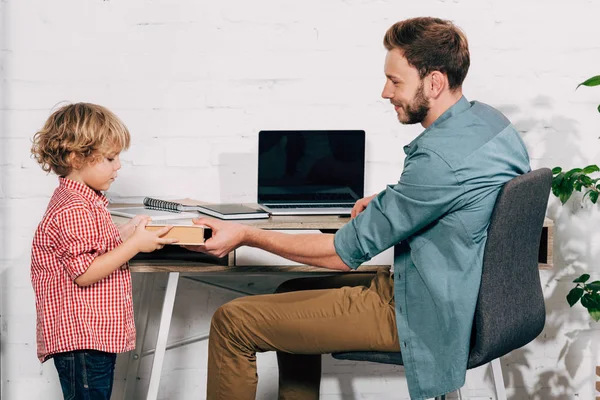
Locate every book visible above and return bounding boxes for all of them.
[143,197,270,220]
[109,206,198,220]
[145,220,211,245]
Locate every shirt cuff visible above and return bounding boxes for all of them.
[334,222,369,270]
[65,252,97,280]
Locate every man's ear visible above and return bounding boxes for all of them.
[427,71,447,98]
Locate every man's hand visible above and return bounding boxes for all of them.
[351,194,378,219]
[183,217,249,258]
[118,215,148,241]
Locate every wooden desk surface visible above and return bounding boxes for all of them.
[110,202,554,272]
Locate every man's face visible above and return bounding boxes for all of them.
[382,48,430,125]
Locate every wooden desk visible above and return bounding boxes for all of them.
[116,211,389,400]
[114,209,554,400]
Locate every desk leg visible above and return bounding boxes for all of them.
[123,273,155,400]
[146,272,180,400]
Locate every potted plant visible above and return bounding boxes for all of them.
[551,75,600,322]
[550,75,600,397]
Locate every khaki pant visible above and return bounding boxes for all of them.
[207,270,400,400]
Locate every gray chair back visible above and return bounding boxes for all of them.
[467,167,551,368]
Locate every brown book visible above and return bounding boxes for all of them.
[145,222,211,245]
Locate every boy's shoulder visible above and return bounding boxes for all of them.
[41,185,94,225]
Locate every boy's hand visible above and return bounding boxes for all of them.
[118,215,148,241]
[129,217,179,252]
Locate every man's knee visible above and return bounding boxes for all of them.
[211,298,247,333]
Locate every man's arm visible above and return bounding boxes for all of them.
[186,218,351,271]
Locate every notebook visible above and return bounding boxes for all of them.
[142,198,269,220]
[109,206,198,220]
[257,130,365,216]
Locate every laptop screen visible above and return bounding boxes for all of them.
[258,130,365,204]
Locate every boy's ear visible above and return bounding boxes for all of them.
[68,152,85,170]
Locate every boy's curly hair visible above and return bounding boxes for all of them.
[31,102,131,176]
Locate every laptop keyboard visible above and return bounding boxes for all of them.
[267,204,352,209]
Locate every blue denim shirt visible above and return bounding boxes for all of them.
[334,96,530,399]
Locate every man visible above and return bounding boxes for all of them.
[188,17,530,400]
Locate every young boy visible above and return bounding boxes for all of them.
[30,102,177,399]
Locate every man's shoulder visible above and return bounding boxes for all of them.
[415,101,522,165]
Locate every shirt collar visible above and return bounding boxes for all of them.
[59,177,108,207]
[404,95,471,154]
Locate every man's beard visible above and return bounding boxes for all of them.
[399,82,430,125]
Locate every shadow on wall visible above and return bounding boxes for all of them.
[498,95,599,398]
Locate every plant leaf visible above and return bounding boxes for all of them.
[576,75,600,89]
[588,308,600,322]
[573,274,590,283]
[590,191,599,204]
[559,176,574,204]
[586,280,600,291]
[582,164,600,174]
[567,287,584,307]
[580,175,593,186]
[552,166,562,175]
[552,173,565,199]
[563,168,583,179]
[581,293,600,309]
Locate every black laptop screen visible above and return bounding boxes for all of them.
[258,130,365,203]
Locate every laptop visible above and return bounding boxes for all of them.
[257,130,365,216]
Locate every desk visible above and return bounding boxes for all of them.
[113,208,554,400]
[114,211,389,400]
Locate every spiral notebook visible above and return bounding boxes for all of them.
[143,197,270,220]
[109,206,198,220]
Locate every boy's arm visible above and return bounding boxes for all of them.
[75,222,175,287]
[74,239,139,287]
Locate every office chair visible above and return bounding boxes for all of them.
[331,168,552,399]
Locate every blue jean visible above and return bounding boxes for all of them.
[53,350,117,400]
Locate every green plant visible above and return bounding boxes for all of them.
[551,165,600,204]
[577,75,600,113]
[567,274,600,321]
[551,75,600,206]
[553,76,600,322]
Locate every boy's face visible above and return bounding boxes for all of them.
[68,150,122,192]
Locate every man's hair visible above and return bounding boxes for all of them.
[31,102,130,176]
[384,17,470,90]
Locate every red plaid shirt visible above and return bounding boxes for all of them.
[31,177,135,362]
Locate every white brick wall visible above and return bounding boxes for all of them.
[2,0,600,398]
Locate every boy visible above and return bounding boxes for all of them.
[30,102,177,399]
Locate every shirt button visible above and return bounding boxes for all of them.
[398,305,402,313]
[402,341,408,348]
